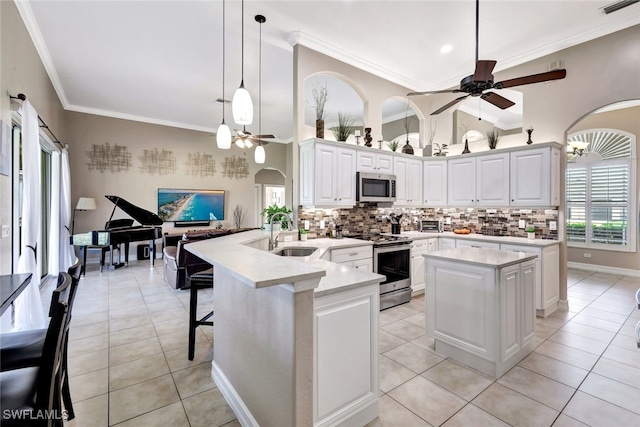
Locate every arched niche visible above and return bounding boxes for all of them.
[382,97,423,149]
[254,168,287,226]
[452,89,523,144]
[304,73,365,142]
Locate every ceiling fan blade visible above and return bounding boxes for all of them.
[472,60,497,82]
[255,140,270,145]
[481,92,515,110]
[495,69,567,89]
[407,89,462,96]
[253,134,275,139]
[431,95,470,115]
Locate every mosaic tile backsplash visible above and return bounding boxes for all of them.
[297,204,559,240]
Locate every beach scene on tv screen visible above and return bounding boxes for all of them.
[158,189,224,221]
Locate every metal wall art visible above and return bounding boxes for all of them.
[86,142,132,173]
[185,152,216,177]
[138,148,176,176]
[222,155,250,179]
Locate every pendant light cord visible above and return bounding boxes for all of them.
[241,0,245,84]
[258,16,262,142]
[222,0,226,122]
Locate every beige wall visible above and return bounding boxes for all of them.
[0,1,67,275]
[66,111,289,239]
[566,105,640,270]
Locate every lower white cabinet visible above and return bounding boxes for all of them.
[438,238,456,250]
[500,243,560,317]
[411,238,438,294]
[314,284,379,427]
[330,245,373,272]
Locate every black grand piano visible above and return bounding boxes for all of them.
[71,195,163,274]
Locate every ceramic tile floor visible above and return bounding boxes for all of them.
[40,262,640,426]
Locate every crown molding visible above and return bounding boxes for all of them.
[14,0,70,109]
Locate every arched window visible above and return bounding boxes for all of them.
[566,129,636,251]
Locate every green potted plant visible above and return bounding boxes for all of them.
[526,226,535,239]
[486,129,500,149]
[261,204,293,232]
[387,140,399,152]
[299,228,308,241]
[330,112,356,142]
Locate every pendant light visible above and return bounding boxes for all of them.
[216,0,231,149]
[254,14,266,164]
[232,0,253,125]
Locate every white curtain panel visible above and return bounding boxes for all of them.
[59,147,75,270]
[14,100,46,331]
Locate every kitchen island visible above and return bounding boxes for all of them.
[186,231,384,427]
[424,246,538,378]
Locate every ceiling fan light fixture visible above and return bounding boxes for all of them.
[244,138,253,149]
[568,140,589,157]
[216,121,232,149]
[254,144,265,164]
[235,138,245,149]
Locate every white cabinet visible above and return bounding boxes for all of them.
[456,239,500,250]
[411,238,438,294]
[448,154,509,206]
[500,243,560,317]
[357,151,393,174]
[300,141,356,207]
[314,283,379,427]
[439,238,456,250]
[330,245,373,272]
[510,147,560,206]
[423,160,447,206]
[394,156,423,206]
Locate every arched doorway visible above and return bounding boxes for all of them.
[254,168,286,227]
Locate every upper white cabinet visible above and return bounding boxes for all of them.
[300,141,356,207]
[448,153,510,206]
[394,156,423,206]
[510,147,560,206]
[357,151,393,174]
[423,160,447,206]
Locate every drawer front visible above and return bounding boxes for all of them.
[456,240,500,249]
[500,244,542,257]
[412,239,432,254]
[330,245,373,263]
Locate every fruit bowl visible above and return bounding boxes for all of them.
[453,229,471,235]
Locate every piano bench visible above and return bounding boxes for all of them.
[81,245,121,275]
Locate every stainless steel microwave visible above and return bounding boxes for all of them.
[356,172,396,203]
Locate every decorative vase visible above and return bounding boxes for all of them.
[364,127,373,147]
[527,231,535,239]
[462,138,471,154]
[401,140,414,155]
[526,128,533,145]
[316,119,324,139]
[300,234,307,241]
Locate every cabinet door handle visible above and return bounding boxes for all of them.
[512,199,514,202]
[349,252,358,256]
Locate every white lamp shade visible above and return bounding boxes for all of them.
[75,197,96,210]
[244,138,253,149]
[254,145,265,164]
[235,139,245,149]
[216,122,232,149]
[232,86,253,125]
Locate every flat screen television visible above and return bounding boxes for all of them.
[157,188,225,222]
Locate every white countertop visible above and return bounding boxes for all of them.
[389,230,560,247]
[424,246,538,268]
[185,231,384,297]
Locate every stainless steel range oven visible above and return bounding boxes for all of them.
[351,235,413,310]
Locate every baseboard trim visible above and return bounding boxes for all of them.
[567,262,640,277]
[211,361,259,427]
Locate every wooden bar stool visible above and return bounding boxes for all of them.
[187,268,214,360]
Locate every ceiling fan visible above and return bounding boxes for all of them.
[233,126,275,149]
[407,0,567,115]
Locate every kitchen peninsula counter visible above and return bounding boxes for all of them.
[390,230,560,247]
[185,231,383,427]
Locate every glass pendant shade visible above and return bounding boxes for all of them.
[232,83,253,125]
[254,144,265,164]
[244,139,253,149]
[235,139,245,149]
[216,122,232,149]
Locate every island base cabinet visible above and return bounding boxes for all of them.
[314,284,379,427]
[426,258,536,379]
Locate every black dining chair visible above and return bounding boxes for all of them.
[0,272,72,426]
[0,259,81,420]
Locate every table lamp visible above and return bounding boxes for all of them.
[72,197,96,235]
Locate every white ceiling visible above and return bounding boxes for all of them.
[17,1,640,143]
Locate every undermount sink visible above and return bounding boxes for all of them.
[275,247,317,257]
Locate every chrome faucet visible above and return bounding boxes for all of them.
[269,212,293,251]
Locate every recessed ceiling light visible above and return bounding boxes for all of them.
[440,44,453,54]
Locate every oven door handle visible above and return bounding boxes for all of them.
[374,245,411,254]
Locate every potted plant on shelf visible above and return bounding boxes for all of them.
[330,112,356,142]
[313,82,328,139]
[261,204,293,232]
[526,226,535,239]
[387,140,399,152]
[486,128,500,150]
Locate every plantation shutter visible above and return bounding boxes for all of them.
[566,167,587,243]
[590,164,629,246]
